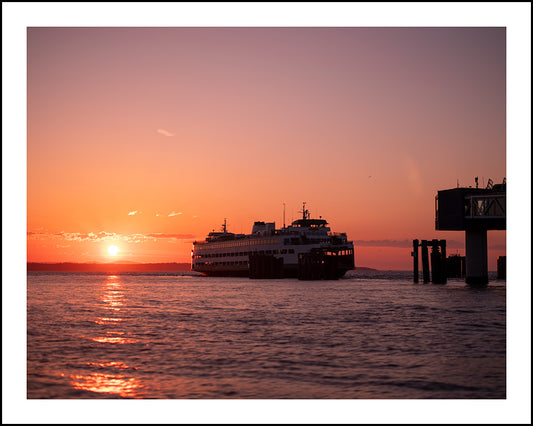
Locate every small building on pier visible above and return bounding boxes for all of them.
[435,178,506,285]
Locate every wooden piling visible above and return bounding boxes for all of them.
[497,256,506,279]
[249,254,284,279]
[430,240,443,284]
[421,240,430,283]
[412,239,419,283]
[440,240,447,284]
[298,250,339,280]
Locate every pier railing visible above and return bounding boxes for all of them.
[465,194,505,219]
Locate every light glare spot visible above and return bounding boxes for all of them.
[107,245,120,256]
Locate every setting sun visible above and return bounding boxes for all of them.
[107,245,120,256]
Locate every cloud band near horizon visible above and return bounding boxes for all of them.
[27,231,195,243]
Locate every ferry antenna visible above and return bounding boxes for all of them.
[299,201,309,220]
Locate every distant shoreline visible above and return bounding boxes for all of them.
[27,262,379,272]
[27,262,192,272]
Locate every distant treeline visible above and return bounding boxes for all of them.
[27,262,192,272]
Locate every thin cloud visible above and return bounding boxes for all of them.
[354,239,464,249]
[146,233,195,239]
[27,230,195,244]
[168,211,182,217]
[27,231,47,239]
[124,234,157,243]
[157,129,174,137]
[57,232,99,242]
[355,239,414,248]
[128,211,139,216]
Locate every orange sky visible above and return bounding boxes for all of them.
[26,26,507,269]
[3,3,532,423]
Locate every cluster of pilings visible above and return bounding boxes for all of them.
[412,239,447,284]
[446,255,466,278]
[497,255,506,279]
[297,251,339,280]
[249,254,284,279]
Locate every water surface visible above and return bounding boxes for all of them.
[27,270,506,399]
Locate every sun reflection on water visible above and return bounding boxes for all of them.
[95,317,124,324]
[86,361,137,370]
[70,372,143,398]
[68,275,144,397]
[89,335,139,344]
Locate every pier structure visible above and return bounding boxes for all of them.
[497,255,506,279]
[249,253,284,279]
[435,178,506,285]
[412,239,447,284]
[297,249,340,280]
[446,254,466,278]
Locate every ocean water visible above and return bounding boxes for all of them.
[27,270,506,399]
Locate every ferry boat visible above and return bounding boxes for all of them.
[191,203,355,279]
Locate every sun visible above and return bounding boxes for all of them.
[107,245,120,256]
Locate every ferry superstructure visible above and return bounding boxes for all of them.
[191,203,355,278]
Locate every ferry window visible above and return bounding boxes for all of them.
[281,249,287,254]
[289,249,295,254]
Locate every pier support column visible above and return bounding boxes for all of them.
[440,240,447,284]
[412,239,419,283]
[497,256,506,279]
[421,240,430,283]
[465,229,488,285]
[430,240,445,284]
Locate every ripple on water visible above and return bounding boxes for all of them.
[27,272,506,399]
